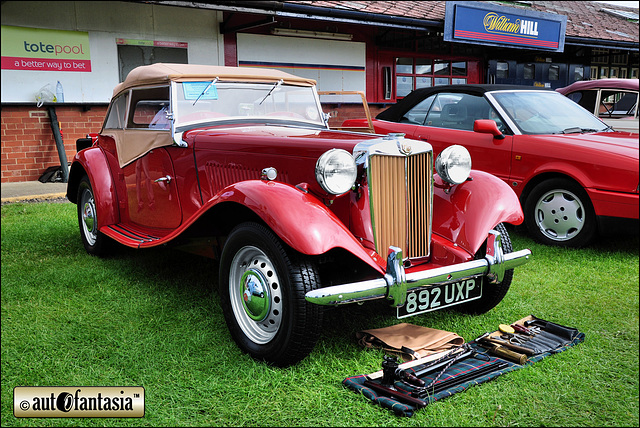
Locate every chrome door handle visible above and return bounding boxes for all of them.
[154,175,172,184]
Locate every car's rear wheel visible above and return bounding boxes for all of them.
[456,223,513,315]
[77,175,113,256]
[219,222,323,367]
[524,178,596,248]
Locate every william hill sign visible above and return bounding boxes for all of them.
[444,1,567,52]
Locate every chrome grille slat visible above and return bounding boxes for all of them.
[368,152,432,259]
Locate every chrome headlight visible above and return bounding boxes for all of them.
[435,145,472,185]
[315,149,357,195]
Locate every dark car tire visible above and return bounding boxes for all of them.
[219,222,324,367]
[524,178,596,248]
[456,223,514,315]
[77,175,113,256]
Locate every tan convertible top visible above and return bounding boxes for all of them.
[112,63,317,97]
[108,63,317,168]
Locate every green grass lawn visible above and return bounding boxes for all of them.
[2,201,638,426]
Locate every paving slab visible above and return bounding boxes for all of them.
[1,181,69,203]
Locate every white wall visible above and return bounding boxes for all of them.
[1,1,223,103]
[237,33,366,92]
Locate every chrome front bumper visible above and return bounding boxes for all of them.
[305,231,531,307]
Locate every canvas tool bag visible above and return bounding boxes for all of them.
[356,323,464,361]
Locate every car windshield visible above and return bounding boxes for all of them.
[491,90,611,135]
[174,81,325,129]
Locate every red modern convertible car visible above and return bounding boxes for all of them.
[344,85,639,248]
[67,64,531,366]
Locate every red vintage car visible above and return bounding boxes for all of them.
[67,64,530,366]
[556,78,639,133]
[344,85,639,248]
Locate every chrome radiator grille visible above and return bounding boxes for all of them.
[368,152,433,259]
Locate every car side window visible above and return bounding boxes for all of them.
[401,95,436,125]
[103,93,129,129]
[424,93,507,132]
[127,86,171,129]
[600,90,638,118]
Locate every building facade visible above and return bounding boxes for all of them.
[1,0,638,182]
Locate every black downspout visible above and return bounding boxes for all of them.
[47,105,69,183]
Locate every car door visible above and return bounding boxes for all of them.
[409,92,514,183]
[121,88,182,229]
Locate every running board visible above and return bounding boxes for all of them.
[103,223,166,248]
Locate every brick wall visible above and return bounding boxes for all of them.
[1,103,390,183]
[1,105,108,183]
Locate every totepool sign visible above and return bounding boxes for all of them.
[1,26,92,72]
[444,1,566,52]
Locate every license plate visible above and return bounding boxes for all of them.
[397,277,483,319]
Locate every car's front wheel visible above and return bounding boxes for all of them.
[456,223,514,315]
[219,222,323,367]
[524,178,596,247]
[77,175,113,256]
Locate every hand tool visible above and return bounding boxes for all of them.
[363,380,428,408]
[485,344,528,364]
[414,360,509,398]
[476,332,536,355]
[410,346,474,379]
[381,355,424,387]
[367,348,452,381]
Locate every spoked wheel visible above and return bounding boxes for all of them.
[219,222,323,367]
[524,178,596,248]
[77,175,113,256]
[456,223,514,315]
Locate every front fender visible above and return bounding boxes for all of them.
[207,180,385,274]
[67,147,119,228]
[432,170,523,254]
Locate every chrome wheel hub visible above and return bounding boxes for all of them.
[534,189,584,241]
[229,246,283,344]
[80,189,97,246]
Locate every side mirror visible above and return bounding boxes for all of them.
[474,119,505,140]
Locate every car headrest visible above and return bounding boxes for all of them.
[441,103,467,121]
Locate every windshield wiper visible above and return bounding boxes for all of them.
[563,127,605,134]
[193,77,219,106]
[562,127,582,134]
[259,79,283,105]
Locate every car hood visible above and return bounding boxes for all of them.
[186,124,384,155]
[534,131,639,160]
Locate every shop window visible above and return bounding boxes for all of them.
[573,66,584,81]
[118,45,188,82]
[523,64,535,80]
[600,67,609,79]
[434,60,450,75]
[415,59,432,74]
[416,76,432,89]
[452,62,467,76]
[631,68,638,79]
[549,65,559,80]
[496,61,509,79]
[395,58,413,74]
[396,75,414,97]
[394,57,468,97]
[592,48,609,64]
[611,51,627,65]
